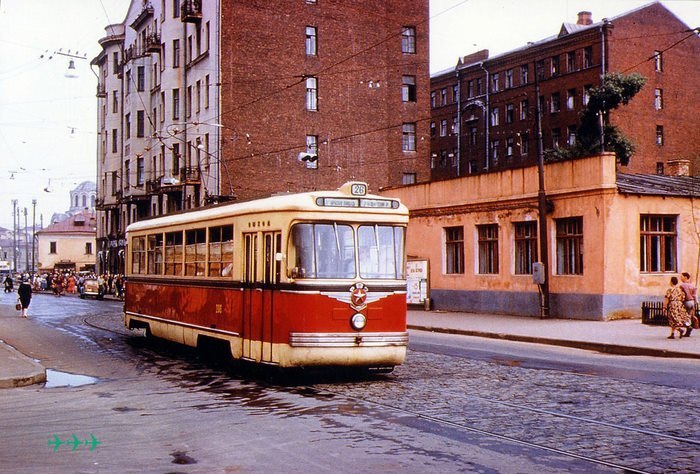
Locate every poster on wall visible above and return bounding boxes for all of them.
[406,259,429,305]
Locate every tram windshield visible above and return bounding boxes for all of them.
[289,222,405,280]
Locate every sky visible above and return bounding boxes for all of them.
[0,0,698,232]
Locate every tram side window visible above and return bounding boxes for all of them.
[165,231,183,275]
[289,223,355,279]
[131,236,146,274]
[358,225,405,279]
[147,233,163,274]
[185,228,206,276]
[208,225,234,277]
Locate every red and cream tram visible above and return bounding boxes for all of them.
[124,182,409,370]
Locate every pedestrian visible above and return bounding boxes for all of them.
[679,272,698,337]
[17,274,32,318]
[3,274,13,293]
[664,276,690,339]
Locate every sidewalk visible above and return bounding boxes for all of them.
[407,310,700,359]
[2,307,699,389]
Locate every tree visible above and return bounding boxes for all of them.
[546,72,647,165]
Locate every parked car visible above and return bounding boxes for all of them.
[79,277,104,300]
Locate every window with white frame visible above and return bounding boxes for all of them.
[401,26,416,54]
[402,123,416,151]
[556,217,583,275]
[445,226,464,274]
[305,26,317,56]
[402,75,416,102]
[654,88,663,110]
[514,221,537,275]
[306,76,318,111]
[477,224,499,274]
[654,50,663,72]
[490,107,499,126]
[640,215,676,272]
[567,89,576,110]
[305,135,318,169]
[440,119,447,137]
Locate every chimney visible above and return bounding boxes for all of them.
[577,11,593,25]
[666,159,691,177]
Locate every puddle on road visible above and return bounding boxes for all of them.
[44,369,99,388]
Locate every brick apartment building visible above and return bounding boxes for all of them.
[92,0,429,274]
[430,1,700,181]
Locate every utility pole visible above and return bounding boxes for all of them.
[534,63,550,319]
[12,199,18,272]
[32,199,36,276]
[24,207,29,272]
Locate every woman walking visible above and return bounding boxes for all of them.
[664,276,690,339]
[17,274,32,318]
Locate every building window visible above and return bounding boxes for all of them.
[567,51,576,72]
[440,119,447,137]
[491,139,500,163]
[552,128,561,149]
[656,125,664,145]
[550,92,561,113]
[439,150,447,167]
[467,80,474,97]
[305,26,317,56]
[124,160,131,188]
[305,135,318,169]
[136,110,145,138]
[111,171,118,196]
[567,126,577,146]
[137,156,145,185]
[656,162,664,175]
[514,221,537,275]
[654,50,663,72]
[186,85,192,117]
[172,88,180,120]
[440,88,447,106]
[477,224,499,274]
[445,226,464,274]
[521,132,529,155]
[583,46,593,68]
[505,103,514,124]
[402,123,416,151]
[567,89,576,110]
[430,91,437,108]
[204,74,210,108]
[173,39,180,68]
[172,143,180,175]
[401,26,416,54]
[491,72,499,92]
[196,80,201,113]
[452,116,458,135]
[519,99,529,121]
[506,137,514,157]
[640,215,677,273]
[125,113,131,139]
[50,242,57,254]
[520,64,528,85]
[111,129,118,153]
[137,66,145,91]
[402,173,416,185]
[583,84,592,105]
[125,70,130,95]
[476,78,483,95]
[452,84,458,103]
[505,69,513,88]
[112,91,118,113]
[556,217,583,275]
[430,153,437,169]
[654,88,663,110]
[402,75,416,102]
[172,0,180,18]
[490,107,499,126]
[469,127,477,145]
[306,76,318,111]
[112,52,119,74]
[536,60,545,80]
[430,121,436,137]
[551,55,560,76]
[85,242,93,255]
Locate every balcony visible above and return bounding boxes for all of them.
[145,31,161,53]
[146,177,162,194]
[181,0,202,23]
[180,166,201,184]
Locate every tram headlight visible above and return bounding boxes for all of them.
[350,313,367,330]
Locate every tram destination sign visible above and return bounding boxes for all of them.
[316,197,399,209]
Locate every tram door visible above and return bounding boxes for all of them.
[261,232,282,362]
[242,233,260,361]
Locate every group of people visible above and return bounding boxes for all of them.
[663,272,700,339]
[3,271,126,319]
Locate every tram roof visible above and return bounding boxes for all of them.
[126,183,408,234]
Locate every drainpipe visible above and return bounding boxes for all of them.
[480,63,490,172]
[599,18,611,152]
[455,67,461,177]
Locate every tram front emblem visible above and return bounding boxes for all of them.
[350,283,367,309]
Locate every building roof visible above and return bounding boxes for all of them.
[36,210,96,235]
[73,181,96,193]
[617,173,700,197]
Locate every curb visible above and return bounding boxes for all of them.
[408,325,700,360]
[0,342,46,388]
